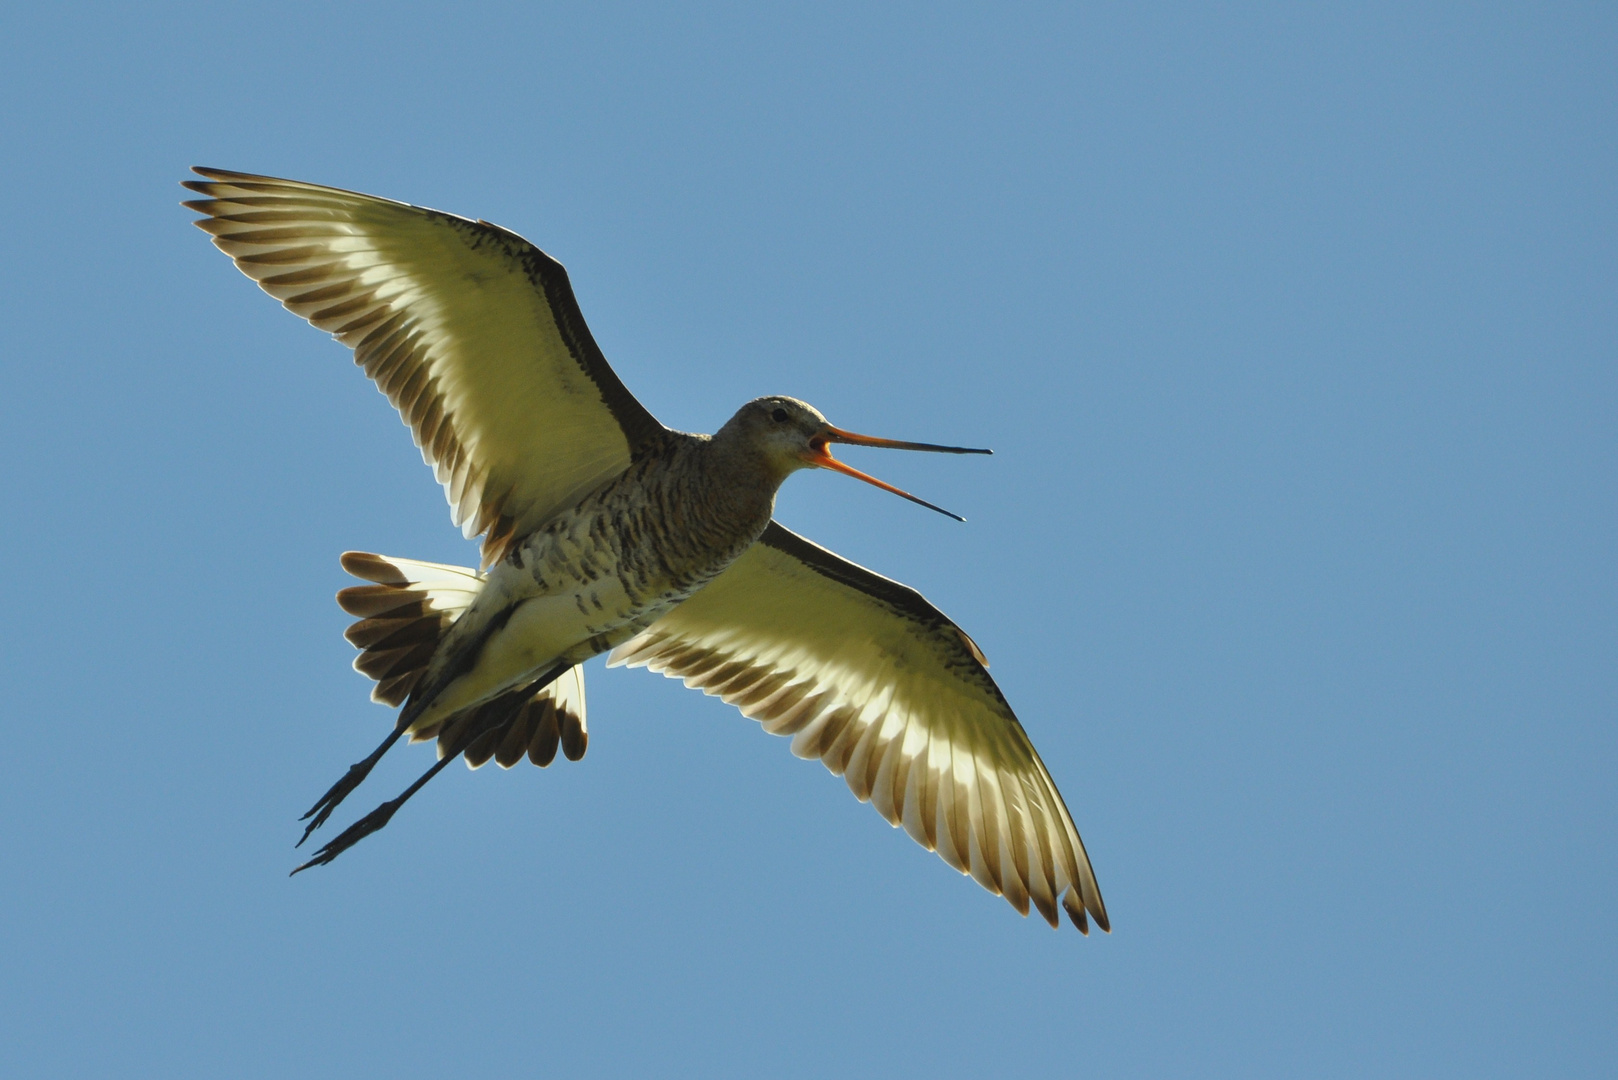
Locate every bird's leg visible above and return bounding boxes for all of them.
[290,750,458,875]
[296,667,479,845]
[296,725,407,846]
[291,665,566,875]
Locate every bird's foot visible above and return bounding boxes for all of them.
[297,730,402,846]
[290,797,402,875]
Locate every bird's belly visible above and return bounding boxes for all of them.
[481,583,639,677]
[408,566,670,731]
[406,483,758,732]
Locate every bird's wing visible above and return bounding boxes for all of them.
[183,167,665,565]
[608,522,1108,932]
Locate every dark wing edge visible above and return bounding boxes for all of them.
[759,523,1109,933]
[611,521,1109,933]
[182,167,666,564]
[464,213,664,455]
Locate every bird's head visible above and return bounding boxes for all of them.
[719,395,990,521]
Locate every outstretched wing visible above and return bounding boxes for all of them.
[183,167,665,564]
[608,522,1108,932]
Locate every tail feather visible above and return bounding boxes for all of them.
[461,665,587,769]
[338,552,483,705]
[434,664,586,769]
[338,551,588,763]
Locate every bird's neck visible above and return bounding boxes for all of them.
[684,431,785,538]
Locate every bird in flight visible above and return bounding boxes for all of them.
[183,167,1108,933]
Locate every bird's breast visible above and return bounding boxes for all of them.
[502,467,767,656]
[409,446,774,727]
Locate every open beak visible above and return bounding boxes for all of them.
[800,425,991,522]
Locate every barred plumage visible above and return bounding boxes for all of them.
[186,167,1107,933]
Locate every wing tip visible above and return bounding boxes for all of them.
[190,165,259,182]
[1062,888,1110,935]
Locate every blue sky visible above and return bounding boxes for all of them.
[1,3,1612,1076]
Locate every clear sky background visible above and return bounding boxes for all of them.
[1,3,1612,1077]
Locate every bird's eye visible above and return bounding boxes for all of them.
[771,408,788,423]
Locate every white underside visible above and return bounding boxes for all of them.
[405,506,672,732]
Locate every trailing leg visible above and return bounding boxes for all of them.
[298,551,487,844]
[296,725,406,846]
[290,665,566,874]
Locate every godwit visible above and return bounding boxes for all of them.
[183,167,1108,933]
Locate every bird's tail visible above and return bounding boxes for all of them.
[337,551,587,766]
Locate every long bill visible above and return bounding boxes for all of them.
[800,426,992,522]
